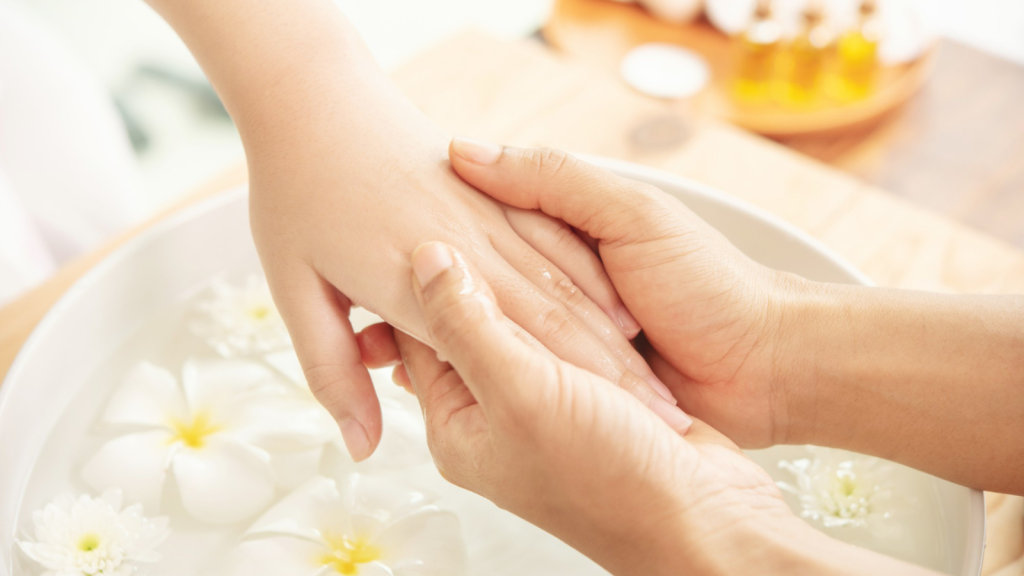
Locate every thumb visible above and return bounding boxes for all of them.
[410,241,546,405]
[448,138,683,246]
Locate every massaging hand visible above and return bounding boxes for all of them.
[395,241,779,575]
[445,141,1024,496]
[442,139,794,449]
[388,241,934,576]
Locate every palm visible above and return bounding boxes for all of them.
[602,230,784,448]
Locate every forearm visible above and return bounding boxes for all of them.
[660,511,938,576]
[143,0,440,164]
[779,280,1024,493]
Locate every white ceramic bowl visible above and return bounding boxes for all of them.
[0,158,984,575]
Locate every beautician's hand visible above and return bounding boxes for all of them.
[147,0,675,461]
[445,139,794,448]
[446,141,1024,496]
[393,241,935,576]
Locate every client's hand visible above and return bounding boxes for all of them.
[392,241,933,576]
[446,140,798,448]
[250,121,674,462]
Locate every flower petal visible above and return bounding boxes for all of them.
[345,474,438,539]
[246,476,348,542]
[171,436,274,524]
[264,350,308,393]
[366,396,428,469]
[181,359,281,417]
[227,537,326,576]
[101,362,186,427]
[374,508,465,576]
[81,430,173,514]
[234,397,337,452]
[271,447,325,491]
[358,563,396,576]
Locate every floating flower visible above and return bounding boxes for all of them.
[228,475,465,576]
[192,275,291,357]
[777,447,894,529]
[265,350,430,472]
[82,360,336,524]
[17,489,168,576]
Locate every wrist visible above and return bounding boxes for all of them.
[757,271,833,446]
[666,508,932,576]
[664,507,842,576]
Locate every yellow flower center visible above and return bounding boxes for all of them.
[168,412,220,449]
[319,535,381,575]
[248,304,272,321]
[838,474,858,497]
[78,533,101,552]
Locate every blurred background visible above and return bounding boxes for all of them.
[1,0,1023,306]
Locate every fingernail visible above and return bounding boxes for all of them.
[615,304,642,337]
[412,243,454,287]
[339,418,371,462]
[650,396,693,434]
[646,374,677,404]
[451,136,503,164]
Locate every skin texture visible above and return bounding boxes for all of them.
[143,0,680,460]
[444,139,1024,496]
[394,241,937,576]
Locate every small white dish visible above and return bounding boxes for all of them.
[620,43,710,100]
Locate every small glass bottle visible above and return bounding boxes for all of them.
[782,2,832,105]
[834,0,881,101]
[732,0,782,103]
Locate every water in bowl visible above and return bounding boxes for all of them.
[13,274,958,575]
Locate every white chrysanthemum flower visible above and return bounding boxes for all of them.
[777,448,894,529]
[17,490,168,576]
[228,475,465,576]
[192,275,291,357]
[265,350,430,472]
[82,360,336,524]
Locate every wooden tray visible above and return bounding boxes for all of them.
[544,0,936,136]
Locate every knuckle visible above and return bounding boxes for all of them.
[532,302,580,350]
[302,364,349,411]
[547,274,587,311]
[549,222,581,252]
[425,291,492,348]
[528,148,578,183]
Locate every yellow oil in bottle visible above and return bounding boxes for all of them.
[732,0,782,103]
[781,3,832,106]
[833,0,881,101]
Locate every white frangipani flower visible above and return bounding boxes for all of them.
[265,350,430,472]
[192,275,291,357]
[777,448,894,529]
[17,490,168,576]
[82,360,336,524]
[228,475,465,576]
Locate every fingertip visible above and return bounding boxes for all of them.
[339,417,372,462]
[356,323,401,368]
[412,242,456,289]
[450,136,503,165]
[615,304,643,339]
[392,363,413,393]
[650,396,694,435]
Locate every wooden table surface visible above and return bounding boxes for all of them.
[1,32,1021,574]
[543,0,1024,252]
